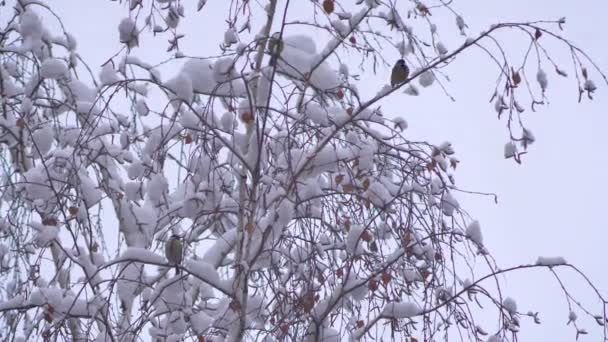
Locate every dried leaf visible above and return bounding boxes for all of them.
[362,178,370,190]
[342,183,354,193]
[368,279,378,292]
[322,0,335,14]
[512,68,521,86]
[381,271,392,286]
[68,206,79,215]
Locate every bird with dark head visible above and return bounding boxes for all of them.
[391,59,409,87]
[165,234,183,275]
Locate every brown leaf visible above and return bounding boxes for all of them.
[342,183,354,193]
[357,320,365,328]
[362,178,370,191]
[302,292,315,313]
[346,107,353,115]
[229,300,241,312]
[512,68,521,86]
[322,0,334,14]
[335,174,344,185]
[240,111,254,124]
[336,88,344,99]
[42,217,58,226]
[68,206,79,216]
[416,3,430,15]
[344,219,351,232]
[368,279,378,292]
[381,271,391,286]
[349,36,356,44]
[184,134,193,144]
[361,230,372,242]
[245,222,255,234]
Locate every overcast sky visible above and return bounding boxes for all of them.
[40,0,608,340]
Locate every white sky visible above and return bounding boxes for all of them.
[32,0,608,340]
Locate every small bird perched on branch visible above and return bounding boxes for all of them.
[165,234,183,274]
[391,59,409,87]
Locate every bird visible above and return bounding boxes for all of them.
[165,234,183,274]
[391,59,409,87]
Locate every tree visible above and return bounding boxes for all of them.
[0,0,605,341]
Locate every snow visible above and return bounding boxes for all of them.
[40,58,68,79]
[331,20,349,37]
[366,181,392,207]
[99,63,120,86]
[181,58,245,96]
[32,125,54,155]
[118,17,138,47]
[79,172,102,208]
[504,141,518,159]
[224,28,238,45]
[393,117,407,130]
[441,191,459,216]
[147,173,169,204]
[188,311,212,334]
[18,9,45,52]
[135,98,149,116]
[536,68,548,91]
[256,67,272,107]
[0,294,25,311]
[346,225,366,256]
[165,73,194,103]
[535,256,566,266]
[403,84,419,96]
[115,247,166,265]
[436,41,448,55]
[32,223,59,247]
[465,220,483,246]
[180,110,200,129]
[76,101,101,116]
[419,70,435,87]
[68,79,97,102]
[203,229,237,267]
[382,301,421,318]
[117,262,143,310]
[276,35,342,91]
[403,269,423,283]
[502,297,517,315]
[487,336,504,342]
[185,259,228,292]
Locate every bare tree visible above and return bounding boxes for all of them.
[0,0,606,341]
